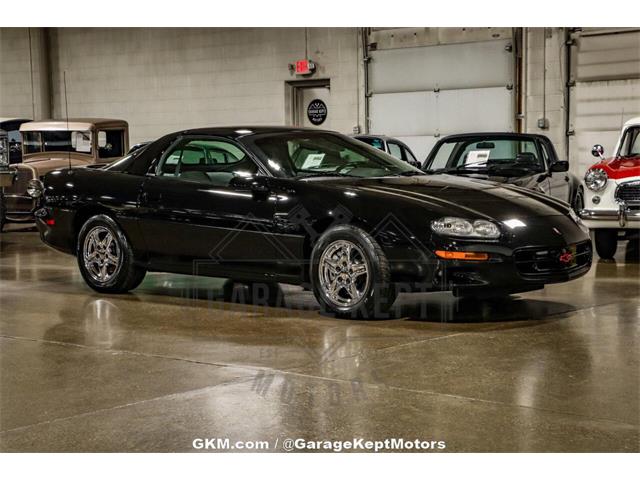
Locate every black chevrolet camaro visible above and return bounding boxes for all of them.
[33,127,592,318]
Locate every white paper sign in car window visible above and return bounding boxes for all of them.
[465,150,491,164]
[74,132,92,153]
[301,153,325,169]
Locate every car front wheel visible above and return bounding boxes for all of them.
[594,229,618,259]
[77,214,146,293]
[311,225,397,318]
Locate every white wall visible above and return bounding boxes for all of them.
[45,28,363,144]
[2,26,635,168]
[524,28,569,161]
[0,28,50,120]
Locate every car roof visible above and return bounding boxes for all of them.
[173,125,338,139]
[354,134,390,139]
[353,134,408,142]
[624,116,640,127]
[20,118,128,132]
[436,132,550,141]
[0,118,32,127]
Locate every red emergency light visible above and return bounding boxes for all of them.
[294,59,315,75]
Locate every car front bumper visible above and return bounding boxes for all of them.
[580,205,640,229]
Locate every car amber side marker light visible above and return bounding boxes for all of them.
[435,250,489,261]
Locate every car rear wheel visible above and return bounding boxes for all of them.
[77,214,146,293]
[594,229,618,259]
[311,225,397,318]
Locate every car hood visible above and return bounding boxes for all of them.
[591,156,640,179]
[307,174,570,221]
[20,157,92,176]
[436,170,541,188]
[21,156,119,176]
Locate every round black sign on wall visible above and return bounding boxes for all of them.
[307,99,328,125]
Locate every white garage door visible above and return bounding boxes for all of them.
[569,29,640,175]
[367,37,515,161]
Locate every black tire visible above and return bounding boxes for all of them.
[594,229,618,259]
[76,214,146,293]
[310,224,397,319]
[572,188,584,214]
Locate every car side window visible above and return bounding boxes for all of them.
[98,129,125,159]
[357,137,385,151]
[404,147,418,164]
[157,138,258,186]
[388,142,403,160]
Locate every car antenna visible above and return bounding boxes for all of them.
[63,71,71,171]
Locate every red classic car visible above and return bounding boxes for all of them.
[581,117,640,258]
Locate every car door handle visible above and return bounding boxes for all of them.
[141,191,162,204]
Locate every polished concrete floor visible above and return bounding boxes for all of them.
[0,225,638,452]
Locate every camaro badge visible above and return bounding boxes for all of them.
[558,251,574,264]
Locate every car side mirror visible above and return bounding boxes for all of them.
[591,144,604,159]
[550,161,569,172]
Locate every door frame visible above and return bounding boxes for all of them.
[285,79,331,127]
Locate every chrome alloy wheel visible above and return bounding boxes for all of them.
[83,226,122,284]
[318,240,370,307]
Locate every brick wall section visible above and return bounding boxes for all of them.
[43,28,362,144]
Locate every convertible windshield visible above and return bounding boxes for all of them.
[425,136,545,174]
[247,132,421,178]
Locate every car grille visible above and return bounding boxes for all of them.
[514,241,592,278]
[615,181,640,205]
[3,167,35,214]
[4,167,34,195]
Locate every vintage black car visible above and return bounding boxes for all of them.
[423,133,584,212]
[33,127,592,318]
[0,118,32,164]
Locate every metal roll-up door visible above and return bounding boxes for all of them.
[367,30,515,161]
[569,29,640,175]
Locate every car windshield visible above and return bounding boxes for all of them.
[618,126,640,157]
[247,132,421,178]
[425,136,545,175]
[22,130,93,155]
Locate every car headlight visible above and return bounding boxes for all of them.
[27,179,44,198]
[584,168,607,191]
[431,217,501,239]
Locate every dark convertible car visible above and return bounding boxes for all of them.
[32,127,592,318]
[423,133,584,212]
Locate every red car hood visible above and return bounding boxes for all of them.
[590,156,640,179]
